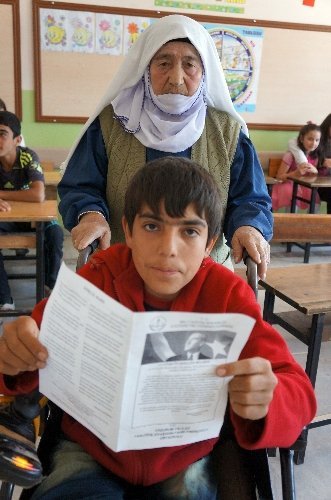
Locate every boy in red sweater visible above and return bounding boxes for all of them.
[0,157,316,499]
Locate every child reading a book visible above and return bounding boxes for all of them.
[0,157,316,499]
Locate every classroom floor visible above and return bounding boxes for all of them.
[1,233,331,500]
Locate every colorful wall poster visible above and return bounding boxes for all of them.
[95,13,123,55]
[40,8,69,51]
[67,11,94,53]
[123,16,151,54]
[205,24,263,112]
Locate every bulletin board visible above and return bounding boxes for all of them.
[32,0,331,130]
[0,0,22,118]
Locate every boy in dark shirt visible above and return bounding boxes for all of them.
[0,111,63,309]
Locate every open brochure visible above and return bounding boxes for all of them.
[39,263,255,452]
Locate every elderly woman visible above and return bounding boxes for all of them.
[59,15,272,278]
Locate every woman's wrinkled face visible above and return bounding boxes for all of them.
[149,41,203,97]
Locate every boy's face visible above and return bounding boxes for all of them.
[122,201,216,302]
[0,124,21,159]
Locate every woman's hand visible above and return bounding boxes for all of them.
[231,226,270,280]
[71,212,111,250]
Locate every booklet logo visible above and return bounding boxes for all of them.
[149,316,167,331]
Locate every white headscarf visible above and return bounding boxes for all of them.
[111,68,207,152]
[62,15,248,168]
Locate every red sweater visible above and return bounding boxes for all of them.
[0,244,316,485]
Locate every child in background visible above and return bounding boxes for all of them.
[0,111,63,310]
[272,123,321,211]
[0,98,25,146]
[288,114,331,171]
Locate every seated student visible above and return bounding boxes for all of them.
[0,111,63,309]
[272,123,321,211]
[0,98,26,146]
[0,157,316,499]
[289,114,331,213]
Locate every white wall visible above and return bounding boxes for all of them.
[21,0,331,90]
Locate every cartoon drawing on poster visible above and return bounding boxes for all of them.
[206,24,263,113]
[40,8,69,51]
[67,11,94,53]
[96,13,122,55]
[123,16,151,54]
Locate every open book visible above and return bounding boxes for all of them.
[39,263,255,452]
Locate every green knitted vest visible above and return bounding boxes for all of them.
[100,105,240,264]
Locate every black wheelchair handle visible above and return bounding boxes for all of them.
[242,250,258,299]
[76,239,99,271]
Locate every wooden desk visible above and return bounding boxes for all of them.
[0,201,58,311]
[44,170,61,200]
[260,263,331,463]
[287,174,331,214]
[287,174,331,262]
[264,174,282,196]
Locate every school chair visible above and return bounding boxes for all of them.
[0,248,299,500]
[268,158,282,179]
[263,158,282,196]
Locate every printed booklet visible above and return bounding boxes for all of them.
[39,263,255,451]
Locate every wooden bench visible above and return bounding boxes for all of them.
[272,213,331,243]
[0,233,37,282]
[0,234,36,249]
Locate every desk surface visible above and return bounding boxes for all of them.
[0,200,58,222]
[259,263,331,315]
[44,170,61,186]
[264,174,282,186]
[287,174,331,188]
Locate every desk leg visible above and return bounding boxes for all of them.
[306,313,325,387]
[303,243,311,264]
[262,290,275,323]
[303,188,319,263]
[290,182,298,213]
[287,183,299,253]
[35,222,45,303]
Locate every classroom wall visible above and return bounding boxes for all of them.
[18,0,331,153]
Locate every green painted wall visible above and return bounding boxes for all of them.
[22,91,83,148]
[22,90,297,152]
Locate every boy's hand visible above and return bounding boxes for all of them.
[0,199,11,211]
[0,316,48,375]
[71,212,111,250]
[216,357,278,420]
